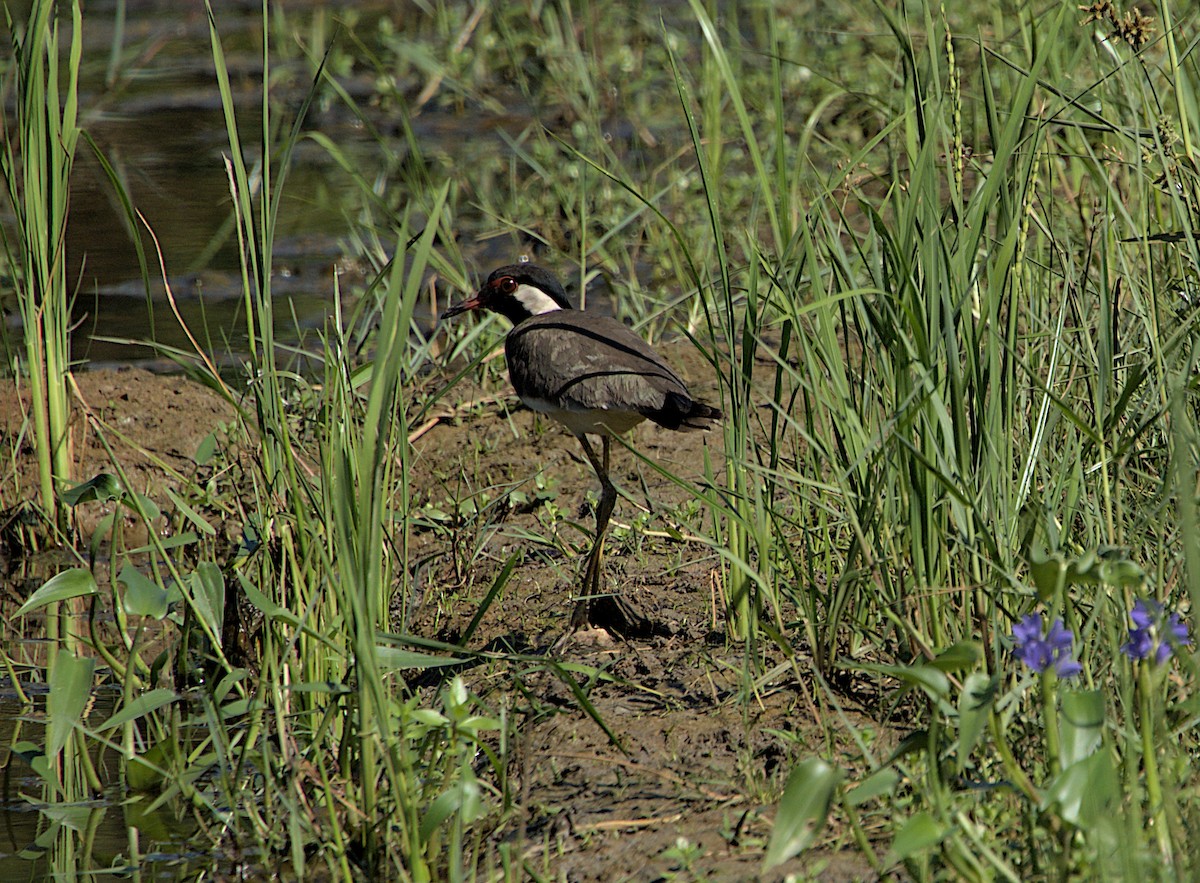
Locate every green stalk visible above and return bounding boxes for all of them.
[1136,663,1173,862]
[1155,0,1195,164]
[1041,671,1062,779]
[4,0,82,530]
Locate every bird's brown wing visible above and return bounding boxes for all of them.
[504,312,694,424]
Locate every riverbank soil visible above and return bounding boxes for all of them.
[0,365,895,881]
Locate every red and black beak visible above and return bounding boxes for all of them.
[439,290,485,322]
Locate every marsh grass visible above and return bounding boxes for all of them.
[1,0,81,533]
[412,0,1200,875]
[6,0,1200,878]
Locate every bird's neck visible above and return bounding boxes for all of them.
[498,283,569,325]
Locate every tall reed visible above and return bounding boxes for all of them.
[1,0,81,532]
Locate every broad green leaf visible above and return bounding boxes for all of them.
[11,741,55,789]
[237,573,294,621]
[885,730,929,765]
[214,669,251,702]
[194,431,216,465]
[956,673,996,773]
[126,741,174,792]
[420,769,483,843]
[858,663,949,700]
[1030,545,1146,600]
[886,811,946,865]
[1096,556,1146,588]
[845,767,899,807]
[97,688,177,731]
[1059,688,1105,768]
[930,642,982,673]
[376,646,462,670]
[286,681,353,695]
[47,650,96,756]
[60,473,121,506]
[1044,750,1117,827]
[218,698,253,719]
[763,758,840,870]
[119,564,169,619]
[125,532,199,554]
[123,492,160,521]
[1028,545,1067,602]
[38,803,100,832]
[163,486,216,536]
[88,511,117,562]
[189,561,225,643]
[16,568,98,617]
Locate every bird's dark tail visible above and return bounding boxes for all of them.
[653,392,722,432]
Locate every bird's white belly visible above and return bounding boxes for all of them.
[521,395,645,437]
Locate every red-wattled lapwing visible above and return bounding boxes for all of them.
[441,263,721,637]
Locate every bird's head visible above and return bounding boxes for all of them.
[441,263,574,326]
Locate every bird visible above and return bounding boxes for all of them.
[440,263,721,636]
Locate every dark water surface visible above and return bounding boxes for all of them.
[4,0,491,370]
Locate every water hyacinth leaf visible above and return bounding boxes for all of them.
[762,758,840,870]
[194,431,216,465]
[119,564,169,619]
[219,698,253,719]
[125,794,184,840]
[376,646,462,669]
[16,568,98,617]
[419,768,484,843]
[47,649,96,757]
[23,822,63,858]
[123,492,161,521]
[886,811,947,866]
[214,668,252,702]
[930,641,982,673]
[286,681,353,696]
[1059,688,1105,767]
[88,512,117,562]
[858,663,950,701]
[189,561,225,644]
[38,802,101,832]
[956,672,996,773]
[885,729,929,765]
[98,688,177,732]
[237,573,298,623]
[845,767,900,807]
[1044,750,1117,827]
[1028,545,1067,601]
[126,741,175,792]
[164,486,216,536]
[60,473,122,506]
[1096,556,1145,588]
[1071,546,1144,587]
[11,742,55,788]
[1029,545,1146,601]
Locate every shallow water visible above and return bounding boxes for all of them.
[4,0,500,369]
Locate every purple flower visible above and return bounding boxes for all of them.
[1011,612,1082,678]
[1122,599,1190,665]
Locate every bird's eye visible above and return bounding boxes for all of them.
[499,277,517,294]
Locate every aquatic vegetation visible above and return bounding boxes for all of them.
[3,0,1200,879]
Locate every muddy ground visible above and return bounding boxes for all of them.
[0,361,896,881]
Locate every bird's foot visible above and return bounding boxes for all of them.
[567,592,668,640]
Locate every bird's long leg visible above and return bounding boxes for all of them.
[571,433,616,628]
[565,433,655,638]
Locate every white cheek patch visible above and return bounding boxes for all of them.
[514,283,564,315]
